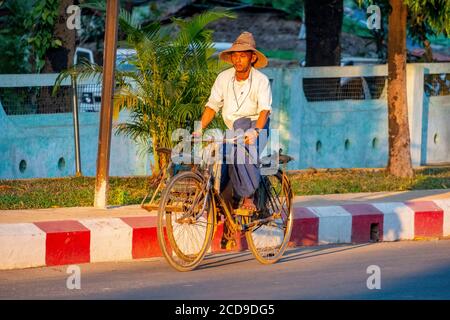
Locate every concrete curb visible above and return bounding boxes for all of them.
[1,199,449,270]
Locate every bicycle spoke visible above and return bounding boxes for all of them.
[157,171,215,271]
[246,171,293,264]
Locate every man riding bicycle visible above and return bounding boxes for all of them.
[193,32,272,247]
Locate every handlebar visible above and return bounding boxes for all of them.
[191,134,245,144]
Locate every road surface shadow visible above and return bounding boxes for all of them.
[197,243,375,269]
[197,252,254,270]
[278,243,375,263]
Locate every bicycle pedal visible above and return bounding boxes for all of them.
[226,240,236,250]
[234,208,256,216]
[272,212,282,219]
[220,238,236,250]
[257,210,272,219]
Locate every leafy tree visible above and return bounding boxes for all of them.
[78,9,105,62]
[0,0,36,74]
[357,0,449,62]
[55,6,234,175]
[241,0,304,19]
[0,0,79,75]
[405,0,449,61]
[24,0,64,73]
[40,0,77,73]
[353,0,389,61]
[380,0,448,177]
[406,0,450,35]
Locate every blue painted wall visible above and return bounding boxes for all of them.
[0,106,150,179]
[263,63,450,170]
[1,63,449,179]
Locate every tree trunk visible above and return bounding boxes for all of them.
[42,0,77,73]
[386,0,413,177]
[303,0,343,101]
[304,0,343,67]
[124,0,134,13]
[423,39,433,62]
[38,0,77,114]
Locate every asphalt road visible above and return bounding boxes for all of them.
[1,240,450,300]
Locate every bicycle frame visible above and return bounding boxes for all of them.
[172,135,290,237]
[196,160,287,237]
[156,136,294,270]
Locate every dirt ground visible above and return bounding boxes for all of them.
[207,9,378,66]
[209,11,304,51]
[82,6,386,66]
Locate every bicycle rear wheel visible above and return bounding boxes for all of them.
[157,171,214,272]
[246,170,293,264]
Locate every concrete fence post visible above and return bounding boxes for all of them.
[406,63,425,167]
[287,69,303,170]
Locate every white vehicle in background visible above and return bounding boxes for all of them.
[211,42,232,56]
[74,47,137,112]
[74,47,94,65]
[74,47,98,112]
[299,56,383,100]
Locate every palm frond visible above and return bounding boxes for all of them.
[54,6,235,173]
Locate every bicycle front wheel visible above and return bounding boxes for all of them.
[246,171,294,264]
[157,171,214,272]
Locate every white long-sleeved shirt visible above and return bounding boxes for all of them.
[206,67,272,129]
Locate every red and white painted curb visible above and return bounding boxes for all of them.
[0,200,449,270]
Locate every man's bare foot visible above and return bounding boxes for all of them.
[241,197,257,211]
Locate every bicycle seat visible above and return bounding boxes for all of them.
[156,147,195,172]
[279,153,295,164]
[156,147,172,156]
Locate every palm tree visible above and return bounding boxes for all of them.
[54,6,234,176]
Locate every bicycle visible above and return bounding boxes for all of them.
[156,135,294,272]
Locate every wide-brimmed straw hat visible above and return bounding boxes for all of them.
[219,31,268,69]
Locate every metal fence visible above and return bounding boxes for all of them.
[76,83,102,113]
[424,73,450,97]
[261,63,450,170]
[0,83,102,115]
[300,72,449,102]
[302,76,387,101]
[0,68,448,116]
[0,86,72,115]
[0,73,389,114]
[0,64,449,177]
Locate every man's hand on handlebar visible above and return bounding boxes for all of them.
[192,130,202,139]
[244,128,259,145]
[191,128,257,145]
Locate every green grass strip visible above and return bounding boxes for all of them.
[0,167,449,210]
